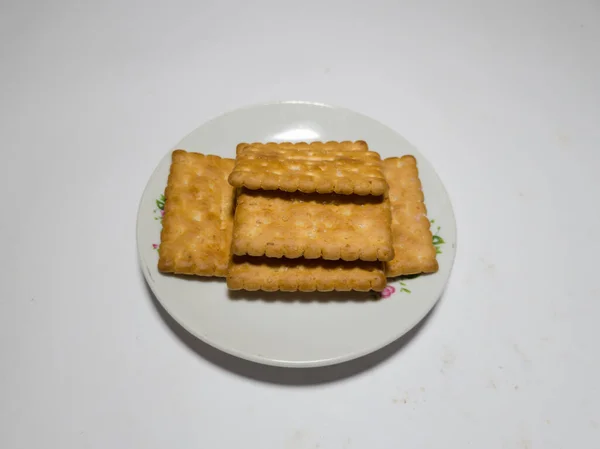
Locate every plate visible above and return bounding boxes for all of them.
[136,101,456,367]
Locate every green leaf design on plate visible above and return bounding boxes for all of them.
[432,222,445,254]
[432,235,445,245]
[154,194,166,222]
[156,193,166,211]
[398,280,411,294]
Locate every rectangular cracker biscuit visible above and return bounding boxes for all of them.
[229,144,387,195]
[235,140,368,155]
[231,189,394,262]
[158,150,236,277]
[227,256,386,292]
[382,156,438,276]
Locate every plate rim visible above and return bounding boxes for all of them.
[136,100,457,368]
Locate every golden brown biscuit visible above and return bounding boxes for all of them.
[382,156,438,276]
[228,144,387,195]
[235,140,368,155]
[227,256,386,292]
[231,189,394,262]
[158,150,236,277]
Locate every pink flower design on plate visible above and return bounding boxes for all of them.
[152,244,159,250]
[380,285,396,298]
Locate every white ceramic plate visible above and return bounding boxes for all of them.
[137,101,456,367]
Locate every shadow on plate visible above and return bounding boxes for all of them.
[227,289,379,302]
[143,278,443,385]
[158,271,227,284]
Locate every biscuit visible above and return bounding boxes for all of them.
[227,256,386,292]
[382,156,438,276]
[235,140,368,154]
[158,150,236,277]
[231,189,394,262]
[228,144,387,195]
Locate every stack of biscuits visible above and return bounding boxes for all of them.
[157,141,438,293]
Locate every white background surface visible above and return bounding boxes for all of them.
[2,0,599,448]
